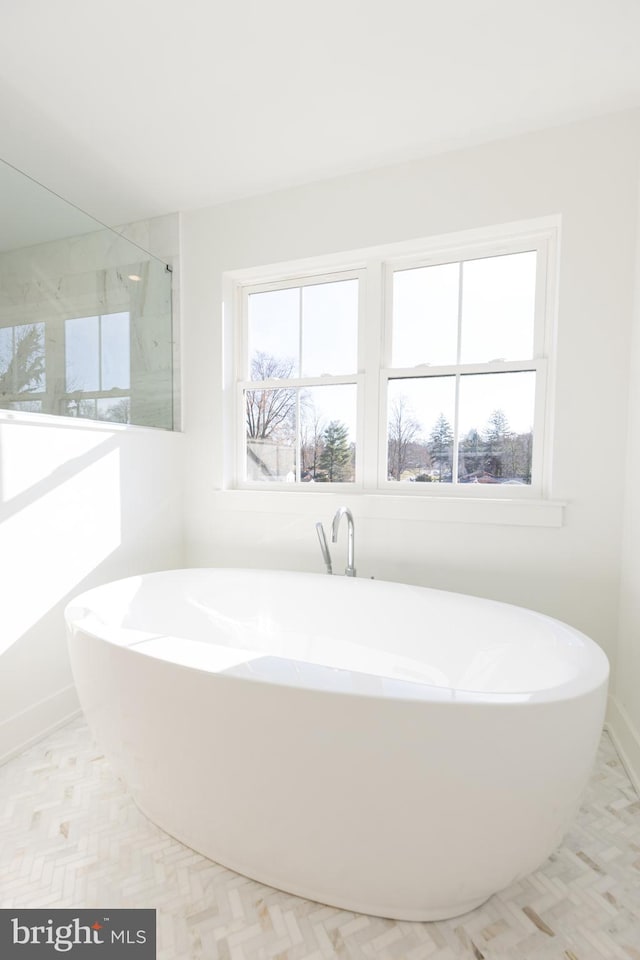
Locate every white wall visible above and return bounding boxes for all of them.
[0,417,184,761]
[612,167,640,791]
[181,111,640,682]
[0,214,185,761]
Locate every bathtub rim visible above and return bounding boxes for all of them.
[65,567,610,707]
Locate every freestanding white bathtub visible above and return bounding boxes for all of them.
[65,568,609,922]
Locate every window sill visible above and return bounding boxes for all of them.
[0,408,181,434]
[213,489,565,527]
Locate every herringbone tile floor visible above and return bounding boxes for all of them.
[0,718,639,959]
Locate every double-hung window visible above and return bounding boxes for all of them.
[381,240,550,493]
[232,220,556,498]
[238,273,362,484]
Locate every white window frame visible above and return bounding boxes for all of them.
[226,217,560,511]
[235,268,365,491]
[377,232,555,499]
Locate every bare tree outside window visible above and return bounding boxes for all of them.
[99,398,131,423]
[388,394,421,480]
[245,352,297,441]
[300,399,325,479]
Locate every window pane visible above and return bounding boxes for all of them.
[392,263,459,368]
[96,397,131,423]
[458,371,535,483]
[0,323,46,395]
[248,288,299,379]
[460,252,536,363]
[245,385,297,481]
[65,398,97,419]
[301,279,358,376]
[101,312,130,389]
[245,383,357,483]
[65,316,100,391]
[387,377,455,482]
[301,384,356,482]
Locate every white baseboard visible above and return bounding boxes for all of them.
[606,695,640,795]
[0,684,81,766]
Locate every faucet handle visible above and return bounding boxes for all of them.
[315,522,333,575]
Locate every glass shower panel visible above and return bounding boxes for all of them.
[0,158,174,428]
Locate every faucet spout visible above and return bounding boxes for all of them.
[331,506,356,577]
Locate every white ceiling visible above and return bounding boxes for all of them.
[1,0,640,227]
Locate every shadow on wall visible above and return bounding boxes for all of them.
[0,423,124,659]
[0,555,124,722]
[0,413,183,758]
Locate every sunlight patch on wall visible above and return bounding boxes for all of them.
[0,422,109,502]
[0,447,121,654]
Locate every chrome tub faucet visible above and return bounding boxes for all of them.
[331,506,356,577]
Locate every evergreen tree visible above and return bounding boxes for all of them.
[428,413,453,481]
[483,409,512,478]
[460,427,485,478]
[318,420,352,481]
